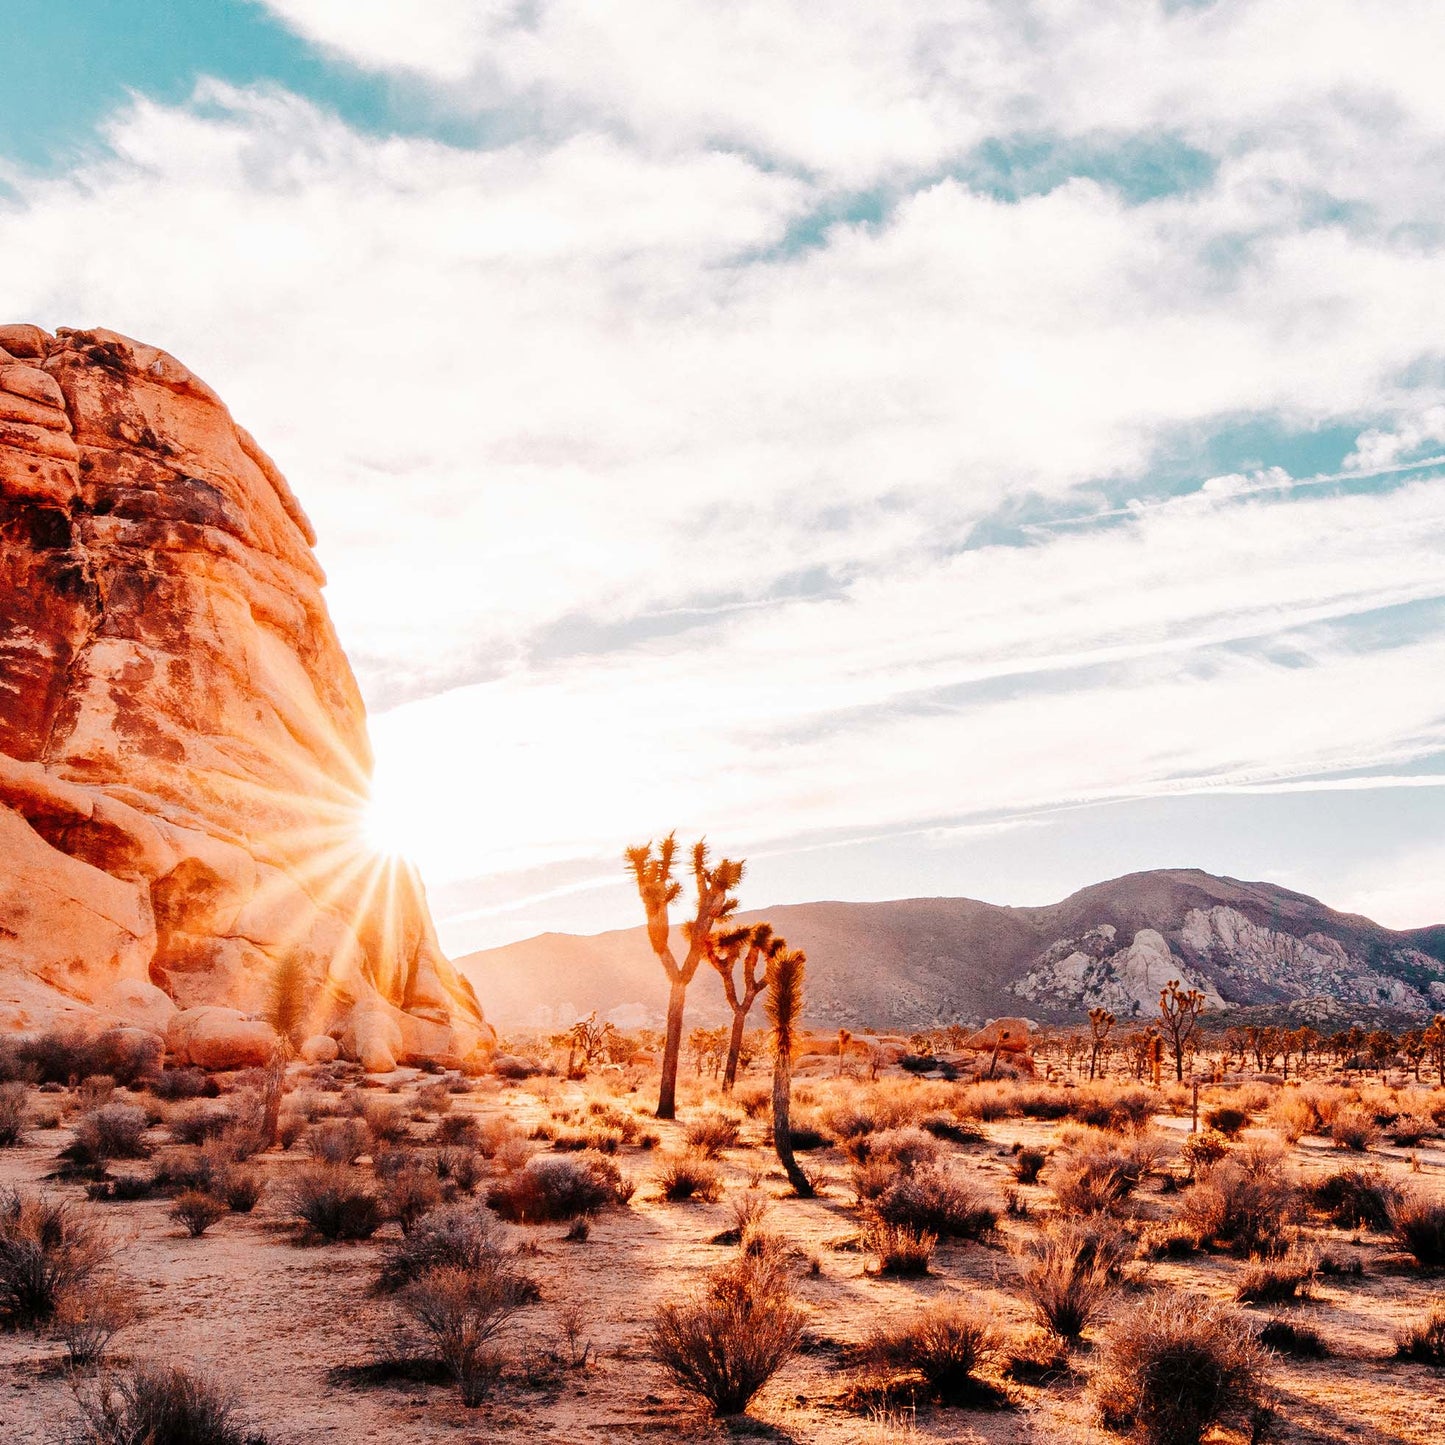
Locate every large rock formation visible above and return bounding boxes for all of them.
[0,323,492,1070]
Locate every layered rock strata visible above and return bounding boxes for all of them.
[0,324,491,1071]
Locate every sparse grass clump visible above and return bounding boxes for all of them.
[648,1248,804,1415]
[1389,1192,1445,1267]
[1258,1317,1328,1358]
[0,1082,28,1147]
[69,1103,150,1162]
[1013,1147,1046,1184]
[685,1113,742,1156]
[1395,1304,1445,1365]
[658,1153,724,1203]
[67,1362,265,1445]
[171,1191,227,1238]
[863,1298,998,1404]
[873,1167,999,1241]
[54,1278,138,1367]
[1013,1221,1121,1344]
[1092,1294,1269,1445]
[0,1189,110,1328]
[1235,1250,1315,1304]
[286,1165,381,1241]
[487,1153,627,1223]
[1305,1168,1398,1231]
[1330,1107,1380,1152]
[866,1219,936,1276]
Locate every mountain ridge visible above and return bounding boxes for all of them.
[457,868,1445,1033]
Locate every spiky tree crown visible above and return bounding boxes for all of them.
[765,947,806,1056]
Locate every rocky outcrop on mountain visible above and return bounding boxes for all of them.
[459,869,1445,1031]
[0,323,492,1069]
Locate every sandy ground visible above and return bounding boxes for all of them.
[2,1065,1444,1444]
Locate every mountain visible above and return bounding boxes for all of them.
[457,868,1445,1033]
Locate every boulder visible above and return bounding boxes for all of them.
[0,325,493,1070]
[168,1006,278,1070]
[299,1033,339,1064]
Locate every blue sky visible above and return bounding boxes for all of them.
[3,2,1443,950]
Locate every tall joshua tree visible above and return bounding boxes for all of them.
[1158,979,1206,1083]
[1087,1006,1115,1081]
[766,945,814,1198]
[626,833,744,1120]
[709,922,783,1093]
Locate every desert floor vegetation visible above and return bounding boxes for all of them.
[0,1046,1442,1442]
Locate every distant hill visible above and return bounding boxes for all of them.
[456,868,1445,1033]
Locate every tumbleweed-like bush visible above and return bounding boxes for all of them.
[286,1165,381,1242]
[67,1362,266,1445]
[863,1298,998,1403]
[0,1189,110,1329]
[1013,1220,1119,1344]
[1389,1191,1445,1267]
[487,1152,627,1223]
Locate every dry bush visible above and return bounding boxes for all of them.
[433,1112,481,1148]
[685,1113,742,1156]
[0,1189,110,1329]
[1235,1249,1316,1304]
[148,1068,215,1103]
[217,1166,264,1214]
[1267,1090,1317,1144]
[1013,1147,1046,1184]
[659,1153,725,1203]
[401,1261,537,1405]
[414,1081,453,1117]
[67,1362,265,1445]
[167,1101,237,1147]
[1389,1192,1445,1267]
[70,1103,150,1163]
[286,1165,381,1241]
[1304,1168,1399,1231]
[863,1298,998,1403]
[1391,1113,1435,1147]
[1050,1135,1155,1215]
[305,1117,370,1165]
[171,1191,227,1238]
[1179,1130,1231,1177]
[360,1097,410,1144]
[435,1146,483,1194]
[873,1167,998,1241]
[487,1153,627,1223]
[276,1112,307,1151]
[1330,1107,1380,1152]
[648,1249,804,1415]
[0,1082,28,1147]
[1257,1316,1327,1358]
[866,1219,937,1276]
[858,1126,941,1170]
[379,1203,534,1293]
[1092,1294,1270,1445]
[1178,1156,1294,1255]
[54,1277,138,1366]
[734,1082,772,1119]
[1395,1303,1445,1365]
[1013,1221,1120,1343]
[955,1081,1022,1123]
[379,1162,444,1234]
[1069,1084,1154,1132]
[1202,1105,1250,1138]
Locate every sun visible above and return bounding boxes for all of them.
[360,762,431,862]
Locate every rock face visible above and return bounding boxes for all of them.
[0,324,492,1069]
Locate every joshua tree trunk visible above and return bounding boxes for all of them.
[722,1008,748,1092]
[766,945,813,1198]
[772,1041,811,1197]
[657,979,688,1118]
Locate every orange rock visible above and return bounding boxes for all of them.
[0,325,493,1070]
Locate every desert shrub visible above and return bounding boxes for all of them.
[874,1167,998,1241]
[0,1189,110,1328]
[1138,1218,1202,1260]
[380,1162,444,1234]
[1391,1113,1435,1147]
[1389,1192,1445,1267]
[1330,1107,1380,1152]
[648,1249,804,1415]
[18,1030,98,1085]
[1235,1250,1315,1304]
[414,1081,453,1117]
[1070,1084,1153,1132]
[360,1097,410,1144]
[168,1102,236,1147]
[1178,1158,1293,1255]
[865,1126,941,1171]
[433,1112,480,1148]
[70,1103,151,1162]
[89,1029,163,1088]
[305,1117,370,1166]
[217,1167,264,1214]
[1257,1316,1327,1358]
[1013,1085,1073,1121]
[170,1191,227,1238]
[659,1153,725,1203]
[487,1153,625,1223]
[286,1165,381,1241]
[787,1122,832,1151]
[1304,1168,1398,1231]
[866,1219,936,1276]
[94,1173,156,1204]
[435,1146,482,1193]
[1050,1149,1141,1216]
[0,1082,28,1147]
[54,1278,138,1367]
[1395,1304,1445,1365]
[378,1203,531,1293]
[401,1261,537,1405]
[685,1113,742,1156]
[1013,1147,1046,1184]
[151,1145,223,1196]
[276,1112,307,1151]
[1202,1105,1250,1138]
[1013,1221,1119,1343]
[863,1298,998,1403]
[149,1067,215,1103]
[1179,1129,1231,1177]
[1093,1294,1269,1445]
[67,1362,265,1445]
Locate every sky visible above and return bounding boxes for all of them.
[2,1,1443,954]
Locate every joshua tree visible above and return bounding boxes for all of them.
[1422,1014,1445,1086]
[626,833,744,1119]
[1087,1006,1115,1081]
[837,1028,852,1077]
[766,945,813,1197]
[708,922,783,1092]
[1158,980,1206,1082]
